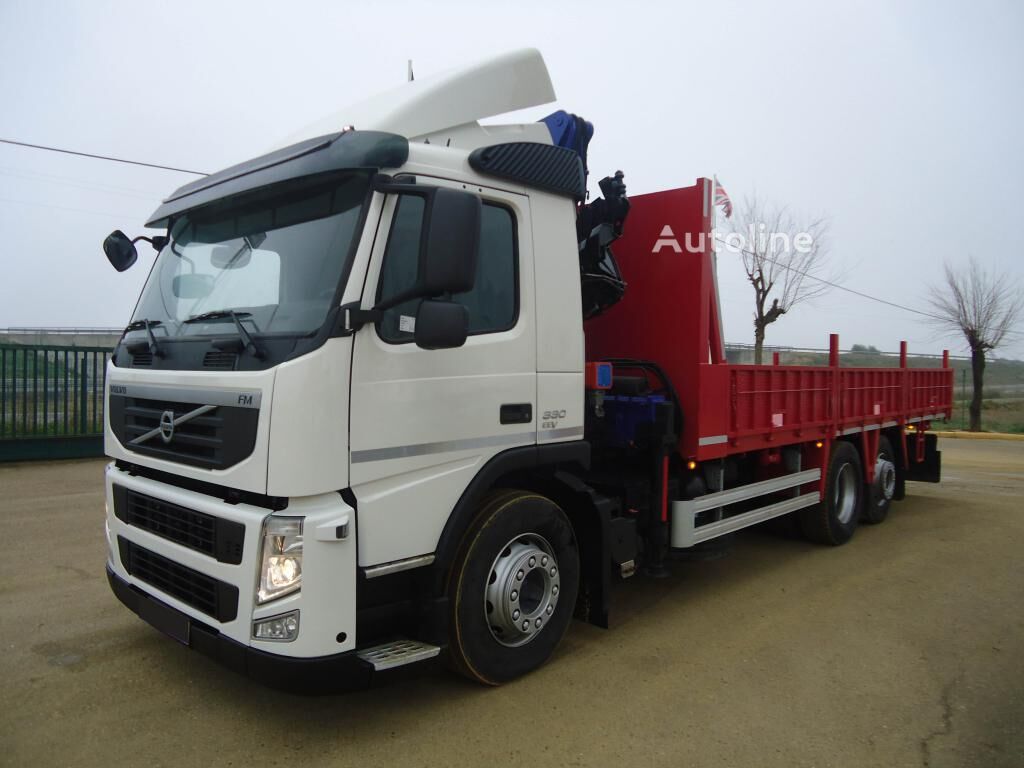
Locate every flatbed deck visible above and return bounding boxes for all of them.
[585,179,954,461]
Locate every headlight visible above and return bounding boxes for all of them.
[257,516,303,604]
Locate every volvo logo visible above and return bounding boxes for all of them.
[159,410,176,443]
[129,404,218,447]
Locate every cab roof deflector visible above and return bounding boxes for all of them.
[273,48,556,147]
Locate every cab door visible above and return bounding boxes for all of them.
[348,179,536,567]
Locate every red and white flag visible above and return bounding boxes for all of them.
[714,175,733,219]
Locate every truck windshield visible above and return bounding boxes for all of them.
[130,173,370,338]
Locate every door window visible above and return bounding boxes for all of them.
[377,197,518,343]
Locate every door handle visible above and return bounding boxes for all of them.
[500,403,533,425]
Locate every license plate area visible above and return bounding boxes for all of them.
[137,595,191,646]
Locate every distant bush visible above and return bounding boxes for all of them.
[850,344,880,353]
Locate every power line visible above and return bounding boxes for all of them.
[2,137,1022,348]
[0,166,159,201]
[715,236,1024,352]
[0,138,207,176]
[0,196,146,220]
[713,235,947,322]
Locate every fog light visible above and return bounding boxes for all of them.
[253,610,300,642]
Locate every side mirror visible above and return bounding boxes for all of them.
[414,299,468,350]
[376,185,481,310]
[103,230,138,272]
[418,187,480,296]
[172,273,215,299]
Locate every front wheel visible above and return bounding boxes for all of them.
[799,440,863,545]
[447,490,579,685]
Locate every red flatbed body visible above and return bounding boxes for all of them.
[585,179,954,464]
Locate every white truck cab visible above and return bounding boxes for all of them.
[103,49,596,689]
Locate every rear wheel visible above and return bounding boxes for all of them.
[447,490,579,685]
[862,435,897,524]
[800,440,863,545]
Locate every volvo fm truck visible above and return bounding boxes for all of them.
[101,48,952,690]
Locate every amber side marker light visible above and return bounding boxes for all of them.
[815,441,824,448]
[686,460,697,470]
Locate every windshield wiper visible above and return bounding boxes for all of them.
[123,318,164,358]
[184,310,265,359]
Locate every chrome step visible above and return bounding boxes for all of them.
[357,639,441,671]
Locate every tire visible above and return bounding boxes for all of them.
[799,440,863,545]
[862,435,897,524]
[446,489,579,685]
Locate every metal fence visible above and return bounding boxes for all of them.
[0,344,112,461]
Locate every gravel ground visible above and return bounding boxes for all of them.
[1,438,1021,768]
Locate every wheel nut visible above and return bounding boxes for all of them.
[535,618,542,628]
[550,567,556,576]
[528,556,536,567]
[522,620,529,631]
[516,570,524,581]
[511,590,518,601]
[513,609,520,620]
[553,585,559,595]
[542,556,548,566]
[546,605,553,614]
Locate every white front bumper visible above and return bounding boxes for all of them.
[104,463,357,658]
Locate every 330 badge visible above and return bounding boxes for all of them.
[541,409,566,429]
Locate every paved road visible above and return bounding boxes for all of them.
[2,439,1022,767]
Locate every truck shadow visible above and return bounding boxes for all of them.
[139,495,960,755]
[155,521,819,704]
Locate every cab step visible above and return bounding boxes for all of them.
[357,639,442,671]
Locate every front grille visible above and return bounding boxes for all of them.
[113,486,244,564]
[118,537,239,622]
[108,396,259,469]
[131,352,153,367]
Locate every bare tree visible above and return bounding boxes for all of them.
[723,196,831,364]
[927,258,1023,431]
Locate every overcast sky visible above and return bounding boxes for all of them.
[2,0,1022,358]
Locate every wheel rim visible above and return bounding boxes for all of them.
[833,462,858,524]
[874,453,896,505]
[485,533,560,648]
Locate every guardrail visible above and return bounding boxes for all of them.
[0,327,122,335]
[0,344,112,461]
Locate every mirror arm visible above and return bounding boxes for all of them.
[338,302,384,334]
[131,234,168,252]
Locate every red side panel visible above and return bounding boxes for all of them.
[585,179,720,459]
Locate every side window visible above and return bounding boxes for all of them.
[377,196,426,340]
[377,196,518,343]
